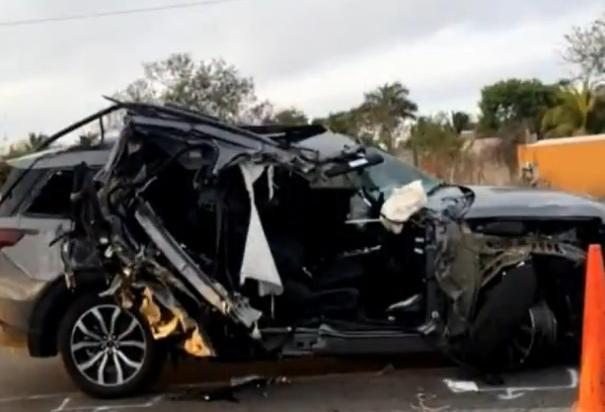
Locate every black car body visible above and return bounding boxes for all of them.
[0,101,601,398]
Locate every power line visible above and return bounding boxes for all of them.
[0,0,243,27]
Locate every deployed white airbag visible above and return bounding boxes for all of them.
[239,162,283,296]
[380,180,427,234]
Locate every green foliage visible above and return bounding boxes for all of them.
[312,109,381,148]
[7,132,47,156]
[564,13,605,81]
[451,111,472,134]
[408,113,462,156]
[359,82,418,152]
[546,13,605,136]
[591,87,605,133]
[266,107,309,126]
[119,53,269,123]
[0,132,48,185]
[314,109,365,136]
[314,82,418,153]
[478,79,559,136]
[78,131,100,147]
[541,82,605,137]
[26,132,46,151]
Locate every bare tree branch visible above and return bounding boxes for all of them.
[563,13,605,81]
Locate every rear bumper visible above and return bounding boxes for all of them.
[0,296,35,334]
[0,254,47,348]
[0,295,35,349]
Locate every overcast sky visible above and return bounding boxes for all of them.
[0,0,603,141]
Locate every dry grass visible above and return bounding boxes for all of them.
[421,154,512,185]
[407,140,523,186]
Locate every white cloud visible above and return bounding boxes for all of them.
[0,0,602,140]
[259,5,601,118]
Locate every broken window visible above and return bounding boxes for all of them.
[25,170,74,216]
[0,168,46,217]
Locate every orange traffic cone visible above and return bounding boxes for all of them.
[576,244,605,412]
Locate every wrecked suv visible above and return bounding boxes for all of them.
[0,101,601,398]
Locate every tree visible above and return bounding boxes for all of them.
[26,132,46,151]
[564,13,605,81]
[478,79,559,136]
[314,109,363,135]
[591,84,605,133]
[119,53,269,123]
[266,107,309,125]
[451,111,472,135]
[407,113,464,175]
[0,132,48,184]
[312,109,377,147]
[408,113,462,155]
[541,82,605,137]
[78,131,100,147]
[359,82,418,152]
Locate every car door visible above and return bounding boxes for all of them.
[2,168,74,283]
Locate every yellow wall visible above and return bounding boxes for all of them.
[518,137,605,197]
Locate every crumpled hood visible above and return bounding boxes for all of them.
[465,185,605,221]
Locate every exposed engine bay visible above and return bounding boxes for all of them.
[60,102,595,372]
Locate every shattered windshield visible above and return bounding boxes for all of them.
[361,149,440,198]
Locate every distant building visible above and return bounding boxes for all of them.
[517,134,605,196]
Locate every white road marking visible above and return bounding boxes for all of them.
[443,379,480,393]
[0,391,162,412]
[443,368,578,401]
[51,397,71,411]
[50,395,164,412]
[410,391,450,411]
[0,392,71,403]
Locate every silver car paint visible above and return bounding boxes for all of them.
[0,150,109,334]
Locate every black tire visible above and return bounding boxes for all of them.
[462,262,537,372]
[58,293,165,398]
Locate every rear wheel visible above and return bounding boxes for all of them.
[58,294,164,398]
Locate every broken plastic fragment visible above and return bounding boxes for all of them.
[140,287,163,326]
[442,378,479,393]
[168,375,290,402]
[138,286,215,356]
[184,327,213,357]
[139,287,183,339]
[153,315,180,338]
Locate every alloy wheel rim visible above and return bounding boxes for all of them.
[70,304,147,387]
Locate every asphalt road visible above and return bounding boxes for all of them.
[0,342,577,412]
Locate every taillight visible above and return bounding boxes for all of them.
[0,229,26,249]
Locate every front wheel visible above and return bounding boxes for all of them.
[58,294,165,398]
[503,300,558,369]
[460,262,537,372]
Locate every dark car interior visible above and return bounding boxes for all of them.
[130,132,428,332]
